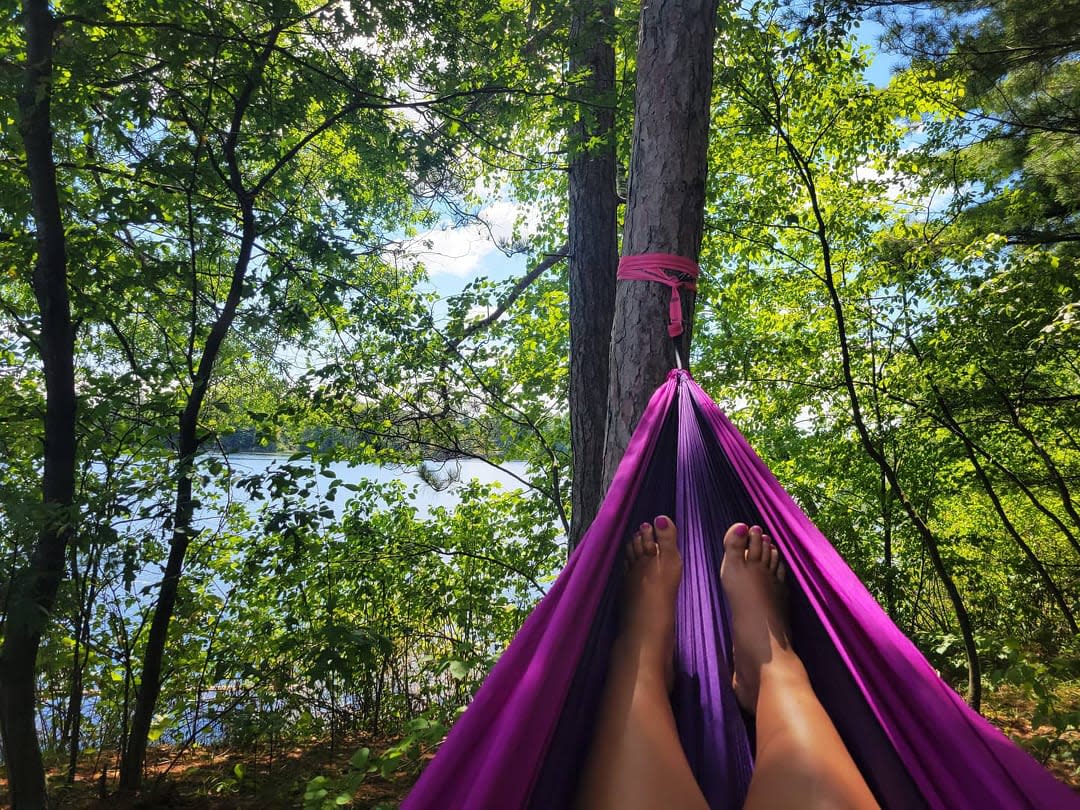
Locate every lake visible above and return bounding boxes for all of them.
[206,453,532,516]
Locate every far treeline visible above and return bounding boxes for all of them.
[2,0,1078,806]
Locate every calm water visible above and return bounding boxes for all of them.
[206,453,531,516]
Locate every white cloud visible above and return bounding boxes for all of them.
[409,222,497,277]
[395,200,540,278]
[480,200,527,243]
[853,164,907,202]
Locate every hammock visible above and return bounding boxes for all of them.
[403,370,1078,809]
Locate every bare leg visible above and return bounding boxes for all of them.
[721,523,880,810]
[576,517,709,810]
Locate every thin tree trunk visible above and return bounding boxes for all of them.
[996,383,1080,538]
[866,295,897,620]
[568,0,618,548]
[118,209,256,790]
[964,444,1077,632]
[874,346,1080,559]
[910,355,1079,633]
[738,65,982,706]
[65,521,104,784]
[1,2,78,806]
[66,595,94,784]
[602,0,719,484]
[880,473,897,619]
[776,126,982,708]
[920,390,1080,559]
[826,275,983,708]
[118,24,285,788]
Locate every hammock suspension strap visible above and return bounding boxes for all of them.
[617,253,700,339]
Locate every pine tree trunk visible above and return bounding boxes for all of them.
[1,3,79,807]
[567,0,618,548]
[602,0,719,484]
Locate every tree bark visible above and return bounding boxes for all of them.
[1,2,79,806]
[567,0,618,548]
[602,0,720,485]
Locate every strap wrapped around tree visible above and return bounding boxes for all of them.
[617,254,700,337]
[403,371,1078,810]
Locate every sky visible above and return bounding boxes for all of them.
[405,199,532,301]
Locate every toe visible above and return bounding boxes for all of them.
[762,534,777,571]
[653,515,677,554]
[640,521,659,554]
[747,525,764,562]
[777,560,787,583]
[630,532,644,560]
[722,523,750,557]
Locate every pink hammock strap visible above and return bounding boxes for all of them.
[617,253,701,337]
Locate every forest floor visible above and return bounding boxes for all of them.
[1,734,420,809]
[982,684,1080,790]
[2,689,1078,807]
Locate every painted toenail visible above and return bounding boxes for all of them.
[640,522,650,531]
[734,523,748,536]
[655,516,670,529]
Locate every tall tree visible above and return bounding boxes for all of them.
[848,0,1080,245]
[602,0,720,482]
[692,9,1079,707]
[109,0,431,787]
[567,0,618,546]
[1,1,78,805]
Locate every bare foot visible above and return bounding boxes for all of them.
[720,523,790,714]
[577,516,710,810]
[619,516,681,691]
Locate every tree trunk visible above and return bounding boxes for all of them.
[602,0,720,485]
[913,360,1079,633]
[118,26,281,788]
[567,0,618,548]
[998,386,1080,539]
[822,240,982,712]
[118,462,196,790]
[758,92,983,709]
[1,2,78,806]
[118,210,256,790]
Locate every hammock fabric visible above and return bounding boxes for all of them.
[403,370,1079,809]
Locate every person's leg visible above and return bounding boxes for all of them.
[721,522,880,810]
[576,517,709,810]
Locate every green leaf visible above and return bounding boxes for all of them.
[348,747,370,771]
[447,660,469,680]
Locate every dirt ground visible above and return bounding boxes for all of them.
[981,685,1080,790]
[1,736,418,809]
[3,693,1078,808]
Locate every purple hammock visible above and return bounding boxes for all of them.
[403,370,1078,809]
